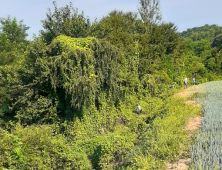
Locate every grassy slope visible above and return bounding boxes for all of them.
[0,86,203,169]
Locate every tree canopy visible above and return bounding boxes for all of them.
[41,1,91,44]
[0,16,29,44]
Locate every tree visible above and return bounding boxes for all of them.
[180,24,222,42]
[91,10,138,48]
[212,33,222,50]
[0,16,29,66]
[138,22,180,75]
[91,11,142,93]
[138,0,162,24]
[0,17,29,126]
[0,17,29,66]
[0,16,29,44]
[41,1,91,44]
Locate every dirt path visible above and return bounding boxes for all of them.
[167,85,202,170]
[174,85,201,98]
[175,85,202,131]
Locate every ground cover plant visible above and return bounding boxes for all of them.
[191,81,222,170]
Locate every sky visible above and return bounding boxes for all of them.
[1,0,222,40]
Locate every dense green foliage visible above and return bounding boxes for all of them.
[180,24,222,42]
[41,1,91,44]
[181,24,222,76]
[0,1,222,169]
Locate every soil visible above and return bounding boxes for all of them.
[186,116,202,130]
[167,86,202,170]
[174,89,192,98]
[185,100,201,107]
[167,159,191,170]
[174,85,201,98]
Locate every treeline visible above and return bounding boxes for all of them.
[180,24,222,41]
[181,24,222,75]
[0,1,221,169]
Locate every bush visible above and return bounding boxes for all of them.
[0,124,92,170]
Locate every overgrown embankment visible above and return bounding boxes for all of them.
[0,87,202,169]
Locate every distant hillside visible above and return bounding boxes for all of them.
[180,24,222,42]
